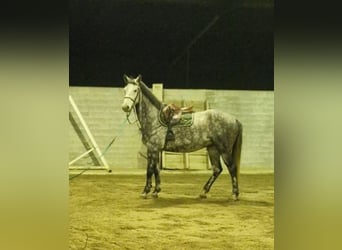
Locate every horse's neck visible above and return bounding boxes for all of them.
[138,94,160,130]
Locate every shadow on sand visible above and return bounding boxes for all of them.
[137,195,273,208]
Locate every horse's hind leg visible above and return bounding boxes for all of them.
[222,153,239,201]
[200,146,222,198]
[222,123,242,200]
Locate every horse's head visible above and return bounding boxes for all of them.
[121,74,142,112]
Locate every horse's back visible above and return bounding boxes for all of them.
[194,109,240,148]
[194,109,237,127]
[163,109,240,152]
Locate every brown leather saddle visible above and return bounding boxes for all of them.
[162,103,194,141]
[162,103,193,124]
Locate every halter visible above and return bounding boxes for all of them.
[124,84,142,128]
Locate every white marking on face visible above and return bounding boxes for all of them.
[122,84,140,112]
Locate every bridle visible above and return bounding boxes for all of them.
[124,84,142,128]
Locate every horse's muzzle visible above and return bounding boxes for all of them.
[122,98,134,112]
[121,103,130,112]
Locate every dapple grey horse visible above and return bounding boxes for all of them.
[121,75,242,200]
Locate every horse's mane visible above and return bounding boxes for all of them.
[139,81,163,110]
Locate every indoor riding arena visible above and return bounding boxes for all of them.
[69,87,274,249]
[69,1,273,249]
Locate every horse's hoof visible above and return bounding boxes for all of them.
[140,193,148,199]
[199,193,207,199]
[232,194,239,201]
[152,192,158,198]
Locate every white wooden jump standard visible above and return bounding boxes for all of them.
[68,148,94,166]
[69,95,110,171]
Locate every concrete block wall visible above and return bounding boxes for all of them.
[69,87,142,169]
[69,86,273,171]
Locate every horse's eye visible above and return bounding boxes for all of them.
[134,89,137,92]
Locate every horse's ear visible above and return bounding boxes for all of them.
[123,74,130,84]
[136,74,142,82]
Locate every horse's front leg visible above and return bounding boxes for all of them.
[141,161,153,198]
[141,150,160,198]
[152,152,161,198]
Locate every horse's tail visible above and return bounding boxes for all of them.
[232,120,243,181]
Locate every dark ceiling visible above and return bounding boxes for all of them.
[70,0,273,90]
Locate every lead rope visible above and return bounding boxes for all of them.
[126,104,141,129]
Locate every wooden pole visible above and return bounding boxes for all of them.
[171,15,220,67]
[69,95,110,171]
[68,148,94,166]
[153,84,164,169]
